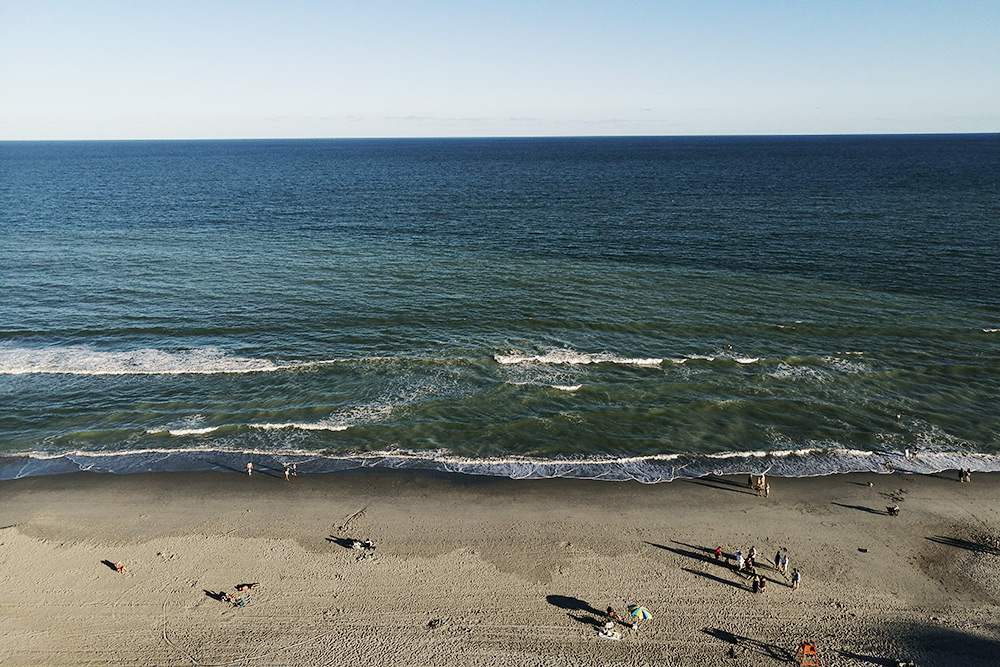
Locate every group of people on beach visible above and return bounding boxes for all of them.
[220,583,259,608]
[598,606,637,640]
[722,545,801,592]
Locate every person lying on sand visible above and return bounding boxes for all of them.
[114,562,129,574]
[235,583,260,591]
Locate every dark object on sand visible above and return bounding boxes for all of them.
[887,505,900,516]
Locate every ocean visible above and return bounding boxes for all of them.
[1,135,998,482]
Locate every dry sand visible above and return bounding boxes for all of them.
[2,468,999,666]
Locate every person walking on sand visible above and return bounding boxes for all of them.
[735,550,745,571]
[752,576,760,594]
[765,482,770,498]
[774,550,782,570]
[791,568,802,590]
[284,467,290,481]
[759,576,767,593]
[715,546,723,561]
[780,553,789,575]
[246,461,253,477]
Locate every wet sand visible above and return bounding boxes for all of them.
[2,468,999,666]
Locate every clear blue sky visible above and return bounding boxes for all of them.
[2,1,997,139]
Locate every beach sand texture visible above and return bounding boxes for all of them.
[2,469,999,666]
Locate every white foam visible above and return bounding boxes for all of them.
[984,329,999,333]
[166,426,220,436]
[669,354,761,364]
[553,385,583,391]
[0,345,336,376]
[6,445,1000,484]
[494,349,662,367]
[250,422,351,432]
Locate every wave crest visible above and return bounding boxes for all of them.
[495,348,663,367]
[0,345,345,376]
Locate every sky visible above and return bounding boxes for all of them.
[1,1,998,140]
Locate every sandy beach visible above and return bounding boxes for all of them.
[2,468,999,666]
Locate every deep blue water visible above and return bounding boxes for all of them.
[1,135,998,481]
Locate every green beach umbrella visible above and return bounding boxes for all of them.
[628,604,652,620]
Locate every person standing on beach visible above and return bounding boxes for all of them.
[780,554,789,575]
[774,550,782,570]
[284,467,290,481]
[735,550,745,571]
[246,462,253,477]
[791,569,801,589]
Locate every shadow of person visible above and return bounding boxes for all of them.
[327,536,358,549]
[682,478,755,495]
[836,650,894,666]
[204,590,227,601]
[831,502,887,515]
[100,560,119,572]
[702,627,793,662]
[683,568,746,590]
[926,535,1000,556]
[568,613,605,628]
[546,594,600,615]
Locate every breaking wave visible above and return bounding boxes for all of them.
[494,349,663,367]
[2,445,998,483]
[0,345,343,376]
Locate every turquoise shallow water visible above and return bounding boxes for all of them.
[1,136,998,481]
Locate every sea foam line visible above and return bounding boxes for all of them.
[147,426,222,436]
[0,345,352,376]
[495,349,663,367]
[7,447,1000,484]
[250,423,351,432]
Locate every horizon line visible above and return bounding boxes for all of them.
[2,131,999,143]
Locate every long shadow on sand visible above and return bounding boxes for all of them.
[647,541,720,567]
[926,535,1000,556]
[326,536,358,549]
[669,539,740,562]
[684,568,746,591]
[568,613,605,628]
[703,627,793,662]
[546,595,601,616]
[837,651,895,666]
[831,502,886,515]
[683,478,756,496]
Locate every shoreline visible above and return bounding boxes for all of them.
[2,469,999,665]
[4,444,1000,484]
